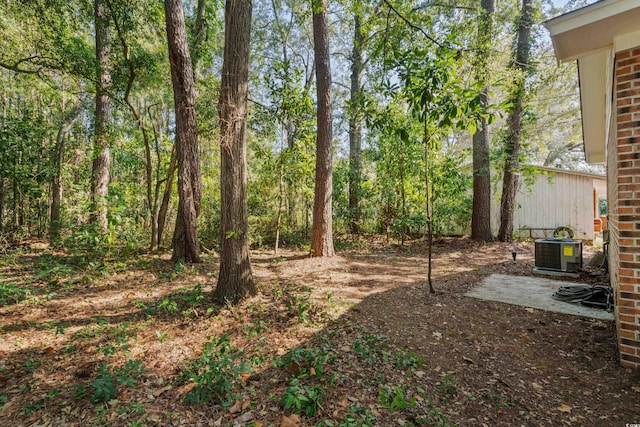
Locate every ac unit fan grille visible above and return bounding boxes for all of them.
[535,241,562,270]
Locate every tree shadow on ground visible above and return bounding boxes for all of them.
[1,240,639,426]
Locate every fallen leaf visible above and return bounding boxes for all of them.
[287,361,300,376]
[234,411,255,425]
[153,385,172,397]
[531,382,543,391]
[280,414,301,427]
[432,332,443,340]
[557,404,572,413]
[337,397,348,408]
[229,400,243,414]
[632,386,640,393]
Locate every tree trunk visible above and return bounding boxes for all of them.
[90,0,112,233]
[165,0,202,263]
[424,129,435,294]
[191,0,207,77]
[157,145,177,248]
[348,13,364,235]
[0,90,5,233]
[50,105,80,243]
[311,0,335,257]
[399,142,406,246]
[0,175,4,233]
[471,0,494,242]
[214,0,255,303]
[275,133,285,255]
[498,0,534,242]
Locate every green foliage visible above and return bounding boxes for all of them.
[280,378,323,417]
[275,346,335,378]
[435,373,456,403]
[430,152,473,236]
[394,348,424,372]
[337,406,377,427]
[62,223,109,252]
[378,385,416,412]
[0,282,31,306]
[91,359,145,403]
[274,283,323,324]
[353,333,388,364]
[22,400,44,416]
[243,319,267,338]
[182,335,251,405]
[138,285,207,317]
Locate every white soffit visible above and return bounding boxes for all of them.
[577,51,610,164]
[546,0,640,63]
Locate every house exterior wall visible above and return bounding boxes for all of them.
[612,46,640,368]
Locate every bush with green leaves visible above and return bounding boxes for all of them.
[280,378,323,417]
[0,282,31,306]
[353,333,388,364]
[182,334,251,405]
[276,346,335,378]
[435,373,456,402]
[91,359,145,403]
[394,348,424,371]
[378,385,416,412]
[138,285,206,317]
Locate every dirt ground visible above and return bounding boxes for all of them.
[1,237,639,426]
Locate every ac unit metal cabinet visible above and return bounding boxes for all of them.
[534,238,582,277]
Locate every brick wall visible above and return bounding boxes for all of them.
[613,47,640,368]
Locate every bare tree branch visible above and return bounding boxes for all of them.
[381,0,444,48]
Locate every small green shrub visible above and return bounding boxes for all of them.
[378,385,416,412]
[0,282,31,306]
[353,334,388,363]
[141,285,206,317]
[337,406,377,426]
[182,334,251,405]
[275,346,335,378]
[394,348,424,371]
[435,373,456,401]
[243,320,267,338]
[280,379,323,417]
[91,359,145,403]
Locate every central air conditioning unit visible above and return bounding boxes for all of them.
[534,238,583,278]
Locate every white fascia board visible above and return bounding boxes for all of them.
[546,0,639,35]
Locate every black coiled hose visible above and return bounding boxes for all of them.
[552,285,613,311]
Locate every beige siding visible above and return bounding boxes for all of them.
[490,168,606,240]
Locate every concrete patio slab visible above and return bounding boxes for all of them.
[465,274,614,321]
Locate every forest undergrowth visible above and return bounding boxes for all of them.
[0,237,638,426]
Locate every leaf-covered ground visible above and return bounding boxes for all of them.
[1,237,639,426]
